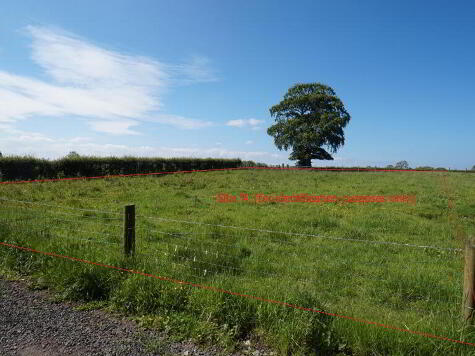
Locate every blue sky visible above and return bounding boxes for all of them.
[0,0,474,169]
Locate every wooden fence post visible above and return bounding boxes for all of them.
[463,238,475,321]
[124,204,135,257]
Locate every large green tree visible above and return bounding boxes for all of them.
[267,83,351,167]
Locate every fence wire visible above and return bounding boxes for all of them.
[0,197,462,252]
[0,195,466,326]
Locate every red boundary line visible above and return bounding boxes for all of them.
[0,166,454,185]
[0,167,250,185]
[0,241,474,348]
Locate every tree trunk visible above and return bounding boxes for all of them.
[296,158,312,167]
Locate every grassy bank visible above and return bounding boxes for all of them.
[1,169,474,354]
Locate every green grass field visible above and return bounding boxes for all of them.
[1,169,475,355]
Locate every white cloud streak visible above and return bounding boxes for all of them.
[0,128,282,162]
[0,26,282,163]
[226,118,264,128]
[0,26,216,134]
[147,114,214,129]
[167,55,218,84]
[28,26,168,88]
[87,120,140,135]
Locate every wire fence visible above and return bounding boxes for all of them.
[0,197,463,252]
[0,195,471,347]
[0,197,464,266]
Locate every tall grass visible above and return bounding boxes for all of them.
[0,169,474,354]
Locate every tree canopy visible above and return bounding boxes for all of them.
[66,151,80,159]
[267,83,351,167]
[394,160,409,169]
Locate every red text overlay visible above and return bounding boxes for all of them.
[216,193,416,204]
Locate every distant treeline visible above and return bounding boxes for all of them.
[1,156,473,182]
[265,164,475,173]
[0,156,266,182]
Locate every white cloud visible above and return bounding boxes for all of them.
[168,55,218,84]
[69,136,92,143]
[28,25,169,89]
[226,118,264,128]
[88,120,140,135]
[245,140,253,145]
[147,114,214,129]
[0,128,282,162]
[0,123,14,132]
[248,118,262,126]
[0,25,216,135]
[156,146,282,161]
[0,126,58,144]
[0,72,155,123]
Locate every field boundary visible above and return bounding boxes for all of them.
[0,240,474,348]
[0,165,471,186]
[1,165,472,351]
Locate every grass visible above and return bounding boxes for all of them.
[0,169,475,355]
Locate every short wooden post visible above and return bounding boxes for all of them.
[463,238,475,321]
[124,204,135,257]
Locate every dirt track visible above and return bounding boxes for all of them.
[0,277,221,356]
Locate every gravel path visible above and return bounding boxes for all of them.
[0,277,223,356]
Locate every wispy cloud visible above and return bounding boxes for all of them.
[226,118,263,128]
[0,25,216,134]
[0,127,282,162]
[28,25,169,90]
[87,120,141,135]
[147,114,214,129]
[168,55,218,84]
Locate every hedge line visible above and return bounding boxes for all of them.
[0,156,265,182]
[2,156,469,182]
